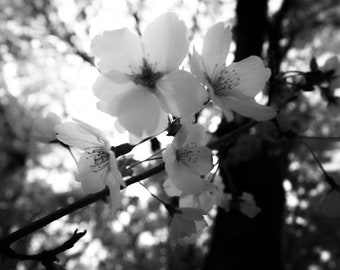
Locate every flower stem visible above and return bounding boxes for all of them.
[298,141,339,189]
[207,120,258,149]
[297,135,340,142]
[138,182,170,207]
[127,148,165,170]
[66,146,78,165]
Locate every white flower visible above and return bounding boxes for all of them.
[322,55,340,92]
[55,119,124,213]
[170,207,206,243]
[190,22,276,121]
[163,177,216,213]
[163,123,213,195]
[92,13,207,138]
[211,175,232,212]
[32,112,61,143]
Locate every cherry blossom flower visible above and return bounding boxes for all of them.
[56,119,124,213]
[32,112,61,143]
[163,177,216,213]
[322,55,340,92]
[211,175,232,212]
[170,207,206,243]
[190,22,276,121]
[163,123,213,195]
[92,13,207,138]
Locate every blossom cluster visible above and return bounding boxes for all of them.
[32,12,277,243]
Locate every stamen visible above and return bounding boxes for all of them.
[85,147,110,173]
[212,66,240,96]
[130,58,162,89]
[177,142,199,164]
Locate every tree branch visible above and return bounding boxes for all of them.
[0,163,165,248]
[0,120,258,251]
[1,229,86,270]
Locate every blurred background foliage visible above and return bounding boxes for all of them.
[1,0,340,269]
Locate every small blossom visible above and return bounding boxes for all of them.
[180,190,215,214]
[92,13,207,138]
[56,119,124,214]
[170,207,206,243]
[238,192,261,218]
[163,123,213,195]
[212,175,232,212]
[32,112,61,143]
[190,22,276,121]
[163,176,216,213]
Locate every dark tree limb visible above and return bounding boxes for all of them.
[0,119,258,252]
[1,229,86,270]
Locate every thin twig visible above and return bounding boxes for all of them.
[298,141,338,189]
[2,229,86,269]
[207,120,258,149]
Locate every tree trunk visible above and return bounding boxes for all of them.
[204,1,288,269]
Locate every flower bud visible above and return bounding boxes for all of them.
[32,112,61,143]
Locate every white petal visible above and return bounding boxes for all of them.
[323,56,340,72]
[77,153,106,193]
[190,47,208,85]
[96,86,139,118]
[106,172,122,215]
[32,112,61,143]
[170,212,196,240]
[228,56,271,97]
[109,152,125,187]
[180,207,205,221]
[56,122,103,149]
[202,23,232,78]
[91,29,143,74]
[163,178,182,197]
[73,119,109,145]
[156,70,207,117]
[115,86,167,137]
[163,144,177,164]
[93,74,135,100]
[330,78,340,91]
[180,194,198,208]
[215,91,276,121]
[180,120,209,145]
[197,191,215,213]
[165,161,205,195]
[142,13,188,73]
[172,124,189,149]
[223,108,234,122]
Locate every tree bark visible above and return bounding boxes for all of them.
[204,1,289,269]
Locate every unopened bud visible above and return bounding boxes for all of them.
[111,143,134,157]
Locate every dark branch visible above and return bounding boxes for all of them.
[0,163,165,248]
[1,229,86,270]
[0,120,258,252]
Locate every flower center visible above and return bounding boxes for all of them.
[85,147,110,173]
[130,58,162,89]
[177,142,199,164]
[211,66,240,96]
